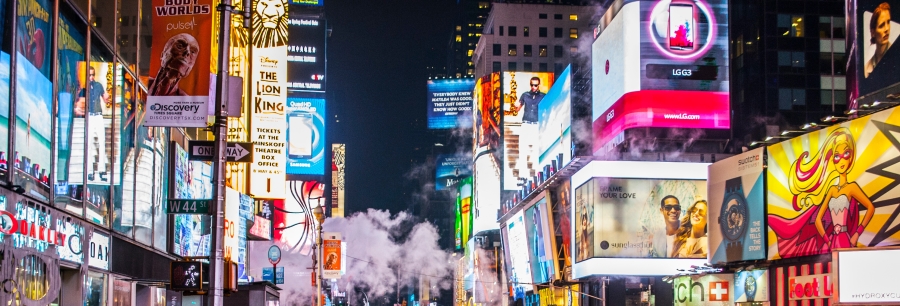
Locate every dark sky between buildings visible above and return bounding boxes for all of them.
[323,0,458,215]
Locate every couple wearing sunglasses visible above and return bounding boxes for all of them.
[660,195,708,258]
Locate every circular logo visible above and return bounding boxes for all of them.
[600,240,610,250]
[719,193,749,242]
[743,274,757,300]
[605,60,610,75]
[267,245,282,265]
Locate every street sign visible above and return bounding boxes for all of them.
[188,141,254,163]
[275,267,284,284]
[261,267,284,284]
[268,245,282,265]
[167,199,213,214]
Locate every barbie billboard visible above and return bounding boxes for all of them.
[767,107,900,259]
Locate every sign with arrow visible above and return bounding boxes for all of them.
[188,141,254,163]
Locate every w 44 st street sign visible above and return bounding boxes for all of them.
[167,199,213,214]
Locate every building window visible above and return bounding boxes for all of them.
[822,90,848,105]
[554,45,563,58]
[539,45,548,57]
[778,88,807,109]
[570,46,578,54]
[499,26,504,36]
[570,14,578,21]
[455,35,462,42]
[467,68,474,75]
[539,13,548,19]
[509,26,517,36]
[570,28,579,39]
[523,27,530,37]
[778,14,804,37]
[555,63,564,74]
[554,28,563,38]
[509,62,517,71]
[508,44,517,56]
[554,14,563,20]
[493,44,501,56]
[539,63,548,72]
[778,51,805,68]
[479,2,489,9]
[493,61,501,72]
[467,49,474,57]
[539,27,548,37]
[819,16,847,39]
[524,45,533,57]
[524,62,533,71]
[819,53,847,75]
[456,26,462,31]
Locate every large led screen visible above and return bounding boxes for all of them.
[707,148,766,264]
[734,270,769,302]
[835,248,900,304]
[504,212,532,300]
[524,197,556,284]
[857,0,900,97]
[473,152,501,234]
[436,154,472,191]
[538,66,572,171]
[473,73,501,155]
[427,78,475,129]
[591,0,730,154]
[287,14,326,93]
[285,97,326,175]
[455,177,473,250]
[172,144,214,257]
[570,161,709,277]
[501,72,554,190]
[767,107,900,259]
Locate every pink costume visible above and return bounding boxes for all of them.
[768,194,861,258]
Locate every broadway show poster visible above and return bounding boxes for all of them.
[427,78,475,130]
[708,148,766,264]
[14,0,53,201]
[249,0,289,199]
[501,71,554,191]
[285,97,325,176]
[734,270,769,302]
[857,0,900,97]
[146,0,213,127]
[767,107,900,259]
[575,177,708,259]
[435,154,472,191]
[322,233,342,279]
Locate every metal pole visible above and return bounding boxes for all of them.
[208,0,233,304]
[317,224,324,306]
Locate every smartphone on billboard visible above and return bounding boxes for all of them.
[667,2,695,51]
[288,112,313,159]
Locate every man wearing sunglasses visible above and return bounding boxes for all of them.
[659,195,682,257]
[515,76,545,125]
[513,76,546,180]
[74,66,111,183]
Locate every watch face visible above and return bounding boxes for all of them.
[720,193,749,242]
[743,274,757,300]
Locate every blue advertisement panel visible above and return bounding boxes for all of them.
[173,143,214,257]
[538,65,572,171]
[734,270,769,302]
[524,198,555,284]
[285,97,326,175]
[427,78,475,129]
[708,148,766,264]
[435,154,472,191]
[13,0,53,201]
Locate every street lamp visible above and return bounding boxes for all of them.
[313,204,326,306]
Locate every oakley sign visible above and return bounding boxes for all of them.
[0,209,70,246]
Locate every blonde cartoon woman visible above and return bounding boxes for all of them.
[768,128,875,257]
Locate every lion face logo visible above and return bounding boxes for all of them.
[252,0,289,48]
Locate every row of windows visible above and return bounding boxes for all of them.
[496,26,578,39]
[491,62,567,74]
[776,51,847,75]
[492,44,577,57]
[778,89,847,110]
[538,13,578,20]
[774,14,846,39]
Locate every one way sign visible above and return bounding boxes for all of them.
[189,141,254,163]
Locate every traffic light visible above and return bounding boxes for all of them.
[170,261,209,292]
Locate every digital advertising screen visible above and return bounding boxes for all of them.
[524,197,556,284]
[224,187,253,283]
[436,154,473,191]
[172,144,214,257]
[331,143,345,218]
[13,0,53,201]
[591,0,730,154]
[505,212,532,300]
[285,97,326,175]
[427,78,475,129]
[473,73,501,155]
[571,161,709,277]
[473,152,501,234]
[273,180,326,254]
[289,0,323,6]
[766,107,900,260]
[835,248,900,304]
[672,274,733,305]
[707,147,766,264]
[857,0,900,97]
[538,66,572,171]
[287,14,326,93]
[734,270,768,302]
[501,71,555,190]
[455,177,473,250]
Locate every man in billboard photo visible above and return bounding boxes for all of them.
[148,33,200,96]
[865,2,893,78]
[75,66,111,183]
[514,77,545,179]
[659,195,682,257]
[672,200,709,258]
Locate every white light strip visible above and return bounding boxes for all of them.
[573,258,708,277]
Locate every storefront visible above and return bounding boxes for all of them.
[770,258,833,306]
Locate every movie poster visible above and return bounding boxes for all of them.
[708,148,766,263]
[249,0,289,199]
[767,107,900,259]
[14,0,53,201]
[146,0,213,127]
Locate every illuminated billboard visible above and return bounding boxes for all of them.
[525,197,556,284]
[672,274,733,305]
[427,78,475,129]
[250,0,290,199]
[455,177,473,250]
[501,71,555,190]
[856,0,900,97]
[225,187,253,283]
[571,161,709,277]
[707,148,766,264]
[835,248,900,304]
[436,154,472,191]
[538,66,572,171]
[591,0,730,154]
[503,211,532,300]
[734,270,769,302]
[766,107,900,259]
[287,14,326,93]
[289,0,322,6]
[274,180,325,254]
[285,97,326,175]
[331,143,345,218]
[473,73,501,155]
[473,152,500,234]
[172,143,214,257]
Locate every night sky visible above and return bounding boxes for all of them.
[323,0,458,215]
